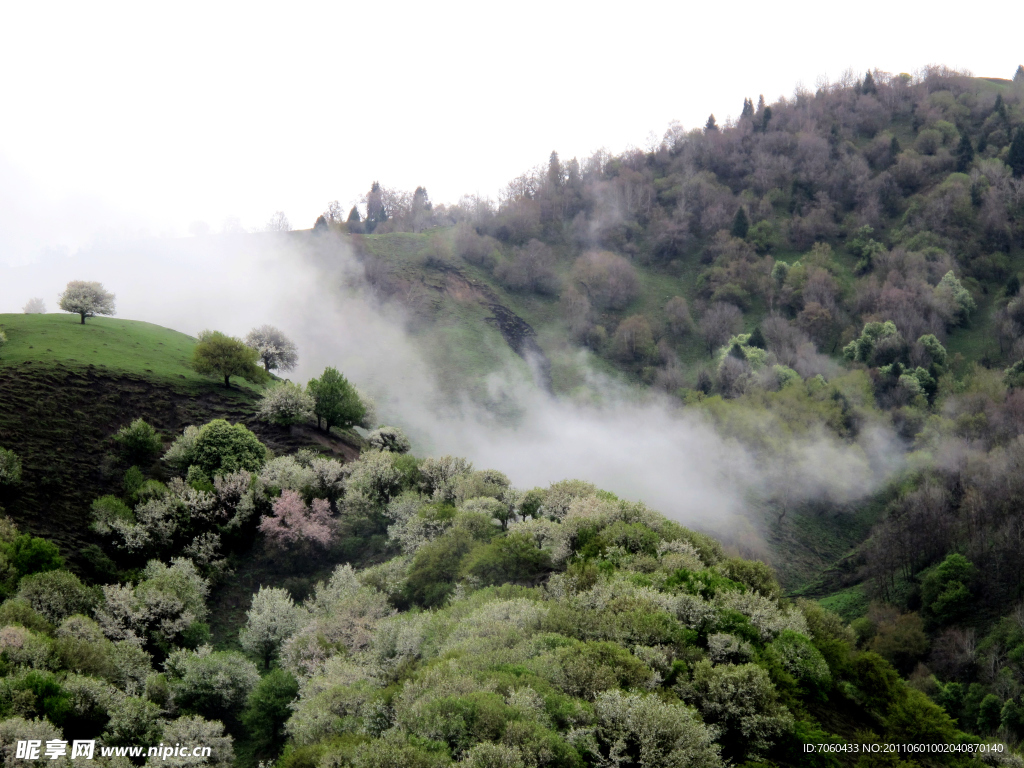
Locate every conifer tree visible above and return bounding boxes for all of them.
[731,206,750,239]
[1009,128,1024,179]
[761,107,772,132]
[747,326,767,350]
[1015,65,1024,83]
[862,71,876,94]
[890,135,902,156]
[347,206,361,223]
[955,133,974,173]
[705,114,718,133]
[756,95,766,114]
[741,98,754,120]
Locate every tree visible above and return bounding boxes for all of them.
[259,491,334,548]
[955,133,974,172]
[665,296,694,337]
[862,70,876,94]
[239,587,305,667]
[705,114,718,133]
[189,419,268,475]
[730,207,749,239]
[57,280,115,324]
[256,382,314,426]
[700,303,743,353]
[191,330,268,388]
[1009,128,1024,179]
[244,325,299,372]
[740,97,754,120]
[113,418,163,465]
[347,206,361,223]
[22,298,45,314]
[165,646,260,723]
[265,211,290,232]
[242,669,299,758]
[307,366,366,434]
[1015,64,1024,82]
[0,446,22,486]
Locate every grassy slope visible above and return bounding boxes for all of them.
[0,313,259,391]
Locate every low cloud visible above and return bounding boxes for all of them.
[2,232,902,540]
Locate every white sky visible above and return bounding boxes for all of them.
[0,0,1020,261]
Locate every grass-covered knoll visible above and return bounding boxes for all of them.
[0,313,261,392]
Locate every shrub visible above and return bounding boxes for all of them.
[257,383,315,426]
[1,535,63,579]
[189,419,268,476]
[16,570,100,624]
[367,426,412,453]
[165,646,260,722]
[685,659,793,759]
[591,689,722,768]
[463,532,553,586]
[0,448,21,486]
[113,418,162,465]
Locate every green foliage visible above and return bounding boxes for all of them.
[243,668,299,758]
[404,528,476,607]
[843,321,899,364]
[307,366,367,434]
[188,418,268,476]
[463,532,553,586]
[1,535,63,581]
[730,207,749,239]
[113,418,162,465]
[191,329,268,388]
[0,447,22,486]
[165,647,260,723]
[16,570,100,624]
[920,553,976,624]
[1009,127,1024,178]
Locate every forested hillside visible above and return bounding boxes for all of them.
[3,64,1024,767]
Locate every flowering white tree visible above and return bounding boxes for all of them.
[58,280,116,324]
[245,325,299,372]
[239,586,306,667]
[257,382,313,425]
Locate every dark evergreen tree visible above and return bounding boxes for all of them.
[313,215,328,233]
[761,106,772,133]
[756,95,766,115]
[731,206,750,239]
[1015,64,1024,83]
[995,94,1007,121]
[1006,274,1021,298]
[347,206,361,223]
[366,181,386,232]
[741,98,754,120]
[705,114,718,133]
[890,135,902,156]
[1009,128,1024,179]
[547,151,563,187]
[862,71,876,94]
[955,133,975,173]
[747,326,766,350]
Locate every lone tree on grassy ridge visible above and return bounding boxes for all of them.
[191,330,268,389]
[307,366,366,434]
[58,280,115,324]
[22,298,45,314]
[244,325,298,373]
